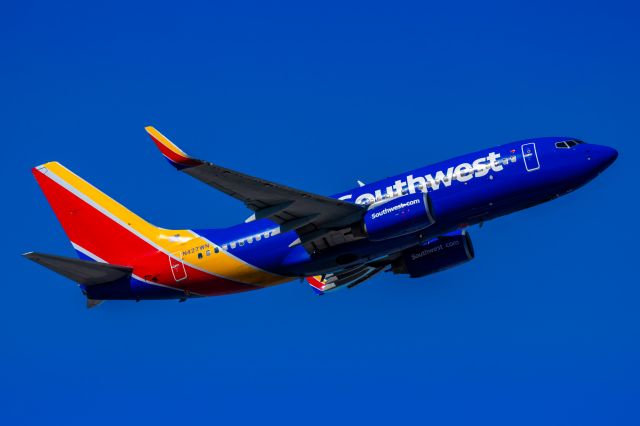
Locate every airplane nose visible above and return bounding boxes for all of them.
[587,145,618,173]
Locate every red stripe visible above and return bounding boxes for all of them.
[34,170,257,296]
[306,276,324,291]
[149,135,201,167]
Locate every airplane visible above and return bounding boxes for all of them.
[24,128,618,307]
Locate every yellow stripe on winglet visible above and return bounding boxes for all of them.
[145,126,191,157]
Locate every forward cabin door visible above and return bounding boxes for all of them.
[169,252,188,281]
[521,143,540,172]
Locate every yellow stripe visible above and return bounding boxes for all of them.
[40,162,290,286]
[179,237,292,287]
[42,162,158,237]
[145,126,191,158]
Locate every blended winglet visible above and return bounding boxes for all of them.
[145,126,202,170]
[305,263,387,295]
[306,275,328,295]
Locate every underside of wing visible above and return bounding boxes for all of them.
[146,127,366,252]
[306,256,397,294]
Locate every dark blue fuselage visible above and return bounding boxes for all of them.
[194,137,618,277]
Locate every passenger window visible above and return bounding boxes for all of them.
[222,244,228,251]
[230,242,237,249]
[239,240,245,246]
[247,236,253,244]
[198,253,203,259]
[256,235,262,241]
[212,247,217,254]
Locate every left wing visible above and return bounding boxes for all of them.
[146,127,365,250]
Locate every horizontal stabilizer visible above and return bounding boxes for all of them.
[23,252,132,286]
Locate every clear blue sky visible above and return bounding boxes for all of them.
[2,1,639,424]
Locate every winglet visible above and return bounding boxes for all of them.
[145,126,202,170]
[306,275,340,295]
[306,276,327,295]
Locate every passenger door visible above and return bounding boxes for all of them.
[521,143,540,172]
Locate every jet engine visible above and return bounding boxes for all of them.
[362,193,435,241]
[392,229,474,278]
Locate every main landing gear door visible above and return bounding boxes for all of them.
[521,143,540,172]
[169,252,188,281]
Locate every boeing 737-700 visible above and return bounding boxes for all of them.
[24,127,618,307]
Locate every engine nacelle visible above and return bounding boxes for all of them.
[392,230,474,278]
[362,193,435,241]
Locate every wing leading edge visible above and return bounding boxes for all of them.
[146,126,365,251]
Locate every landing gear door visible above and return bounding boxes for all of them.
[521,143,540,172]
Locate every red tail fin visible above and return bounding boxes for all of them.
[32,162,161,265]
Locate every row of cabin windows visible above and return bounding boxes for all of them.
[197,250,212,259]
[195,230,276,258]
[225,231,274,249]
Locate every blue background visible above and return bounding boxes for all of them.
[2,1,639,424]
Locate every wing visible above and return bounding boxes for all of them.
[146,127,365,250]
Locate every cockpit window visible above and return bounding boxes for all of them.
[556,139,585,149]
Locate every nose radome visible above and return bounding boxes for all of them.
[589,145,618,172]
[599,145,618,168]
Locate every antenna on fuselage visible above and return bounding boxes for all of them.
[357,180,365,187]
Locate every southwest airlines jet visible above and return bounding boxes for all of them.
[25,128,618,307]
